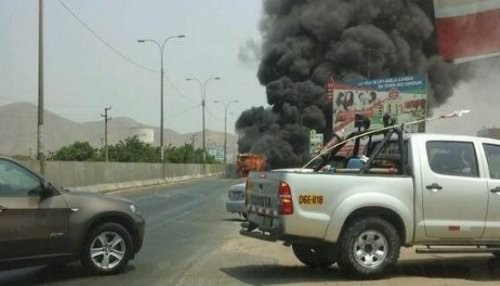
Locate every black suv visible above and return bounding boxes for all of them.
[0,156,145,274]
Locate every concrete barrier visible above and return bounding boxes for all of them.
[20,160,231,193]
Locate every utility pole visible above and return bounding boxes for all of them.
[101,106,112,162]
[38,0,45,175]
[190,134,196,163]
[213,100,238,167]
[190,134,196,148]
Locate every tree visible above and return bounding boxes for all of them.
[108,136,157,162]
[50,141,98,161]
[49,137,218,163]
[11,154,34,161]
[165,143,216,164]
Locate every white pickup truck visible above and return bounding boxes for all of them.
[240,125,500,279]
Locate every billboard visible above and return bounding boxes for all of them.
[332,74,427,136]
[434,0,500,62]
[309,129,324,156]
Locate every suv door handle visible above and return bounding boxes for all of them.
[490,187,500,193]
[426,183,443,192]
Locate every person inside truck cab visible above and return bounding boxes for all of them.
[429,143,478,177]
[458,147,477,176]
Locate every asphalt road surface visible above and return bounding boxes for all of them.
[2,178,500,286]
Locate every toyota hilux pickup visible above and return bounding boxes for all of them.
[240,122,500,279]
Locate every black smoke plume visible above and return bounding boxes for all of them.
[236,0,470,168]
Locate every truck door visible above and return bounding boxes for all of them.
[421,140,487,239]
[481,143,500,238]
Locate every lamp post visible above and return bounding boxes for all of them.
[137,34,185,161]
[214,100,238,167]
[186,77,221,174]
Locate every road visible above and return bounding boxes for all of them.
[1,178,500,285]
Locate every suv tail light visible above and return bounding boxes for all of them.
[278,181,293,215]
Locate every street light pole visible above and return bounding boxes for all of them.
[137,35,185,161]
[214,100,238,167]
[186,77,221,174]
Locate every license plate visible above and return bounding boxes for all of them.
[263,216,273,228]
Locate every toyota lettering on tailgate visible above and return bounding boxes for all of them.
[249,194,272,208]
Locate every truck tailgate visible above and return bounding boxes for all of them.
[246,171,281,216]
[241,171,284,241]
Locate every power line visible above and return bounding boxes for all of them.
[0,96,100,109]
[165,104,199,120]
[42,102,99,108]
[56,0,195,104]
[56,0,156,73]
[164,76,197,104]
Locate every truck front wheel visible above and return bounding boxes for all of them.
[292,243,336,269]
[337,217,400,279]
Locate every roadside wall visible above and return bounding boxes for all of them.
[20,160,231,192]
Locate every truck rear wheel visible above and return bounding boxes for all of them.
[292,243,336,269]
[337,217,400,279]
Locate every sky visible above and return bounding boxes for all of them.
[0,0,267,135]
[426,63,500,135]
[1,0,499,138]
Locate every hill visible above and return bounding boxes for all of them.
[0,102,238,158]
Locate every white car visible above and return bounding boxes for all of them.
[225,182,247,219]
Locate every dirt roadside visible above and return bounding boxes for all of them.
[177,221,500,286]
